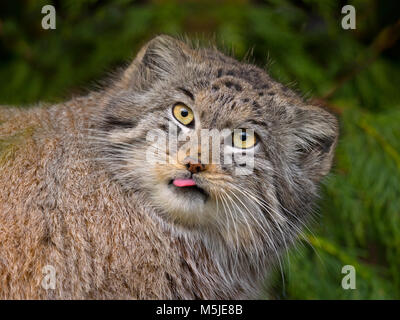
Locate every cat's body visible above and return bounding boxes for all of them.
[0,36,338,299]
[0,96,266,299]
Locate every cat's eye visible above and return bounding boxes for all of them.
[232,129,257,149]
[173,103,194,126]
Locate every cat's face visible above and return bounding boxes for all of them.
[95,36,338,251]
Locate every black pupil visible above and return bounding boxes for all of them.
[181,109,189,117]
[240,132,247,141]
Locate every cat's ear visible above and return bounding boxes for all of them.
[287,105,339,182]
[117,35,192,89]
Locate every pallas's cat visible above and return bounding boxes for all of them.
[0,35,338,299]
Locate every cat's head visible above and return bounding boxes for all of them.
[95,35,338,252]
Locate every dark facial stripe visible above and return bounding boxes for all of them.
[216,67,274,91]
[224,81,242,92]
[177,87,194,101]
[252,101,261,111]
[248,119,266,127]
[101,115,136,131]
[210,107,223,128]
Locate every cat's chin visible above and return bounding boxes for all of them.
[168,179,209,201]
[151,181,217,227]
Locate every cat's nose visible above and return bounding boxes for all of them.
[183,156,205,174]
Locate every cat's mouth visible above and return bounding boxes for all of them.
[168,178,209,201]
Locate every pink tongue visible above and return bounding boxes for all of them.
[173,179,196,187]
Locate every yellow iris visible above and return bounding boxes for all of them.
[233,129,257,149]
[173,103,194,126]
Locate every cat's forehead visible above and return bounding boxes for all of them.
[180,49,300,102]
[192,83,264,129]
[196,49,279,91]
[170,51,299,129]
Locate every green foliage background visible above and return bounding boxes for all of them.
[1,0,399,299]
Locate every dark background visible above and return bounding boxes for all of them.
[1,0,399,299]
